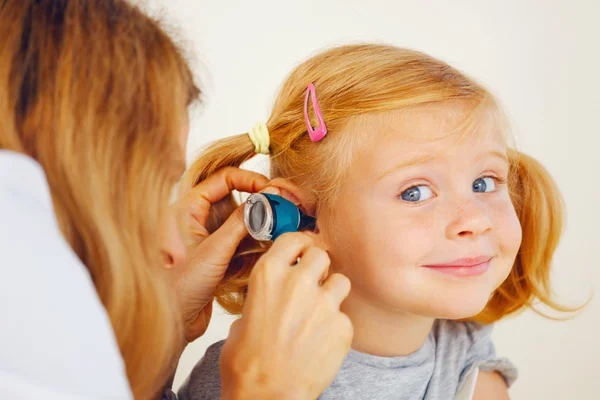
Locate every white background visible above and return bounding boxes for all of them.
[142,1,599,398]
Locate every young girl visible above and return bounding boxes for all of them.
[177,44,568,399]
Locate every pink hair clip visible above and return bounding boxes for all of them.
[304,83,328,142]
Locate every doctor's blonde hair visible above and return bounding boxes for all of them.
[0,1,199,397]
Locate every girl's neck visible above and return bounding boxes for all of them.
[342,292,435,357]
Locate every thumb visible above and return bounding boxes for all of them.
[199,187,281,265]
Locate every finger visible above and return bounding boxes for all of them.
[187,167,269,226]
[262,232,315,268]
[335,313,354,347]
[221,318,243,363]
[321,273,352,307]
[197,186,281,264]
[198,202,251,264]
[191,167,269,203]
[227,318,243,341]
[294,247,330,284]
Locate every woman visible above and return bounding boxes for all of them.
[0,1,352,399]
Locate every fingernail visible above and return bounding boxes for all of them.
[261,186,280,195]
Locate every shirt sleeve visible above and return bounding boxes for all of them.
[0,151,132,399]
[459,322,518,388]
[178,341,225,400]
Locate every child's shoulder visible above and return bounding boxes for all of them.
[178,340,225,400]
[206,339,227,356]
[432,319,517,388]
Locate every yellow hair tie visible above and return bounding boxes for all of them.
[248,122,270,155]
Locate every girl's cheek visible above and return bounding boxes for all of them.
[491,199,522,249]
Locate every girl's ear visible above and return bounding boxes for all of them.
[268,177,317,217]
[267,178,328,249]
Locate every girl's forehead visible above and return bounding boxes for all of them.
[341,102,509,176]
[350,100,506,144]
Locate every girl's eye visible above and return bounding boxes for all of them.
[400,185,434,202]
[472,177,496,193]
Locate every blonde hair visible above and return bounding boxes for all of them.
[0,1,199,398]
[181,43,568,323]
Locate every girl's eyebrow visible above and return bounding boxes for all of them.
[377,154,436,181]
[377,150,509,181]
[476,150,509,165]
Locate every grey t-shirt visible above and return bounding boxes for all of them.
[179,320,517,400]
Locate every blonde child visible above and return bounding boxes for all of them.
[178,44,568,399]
